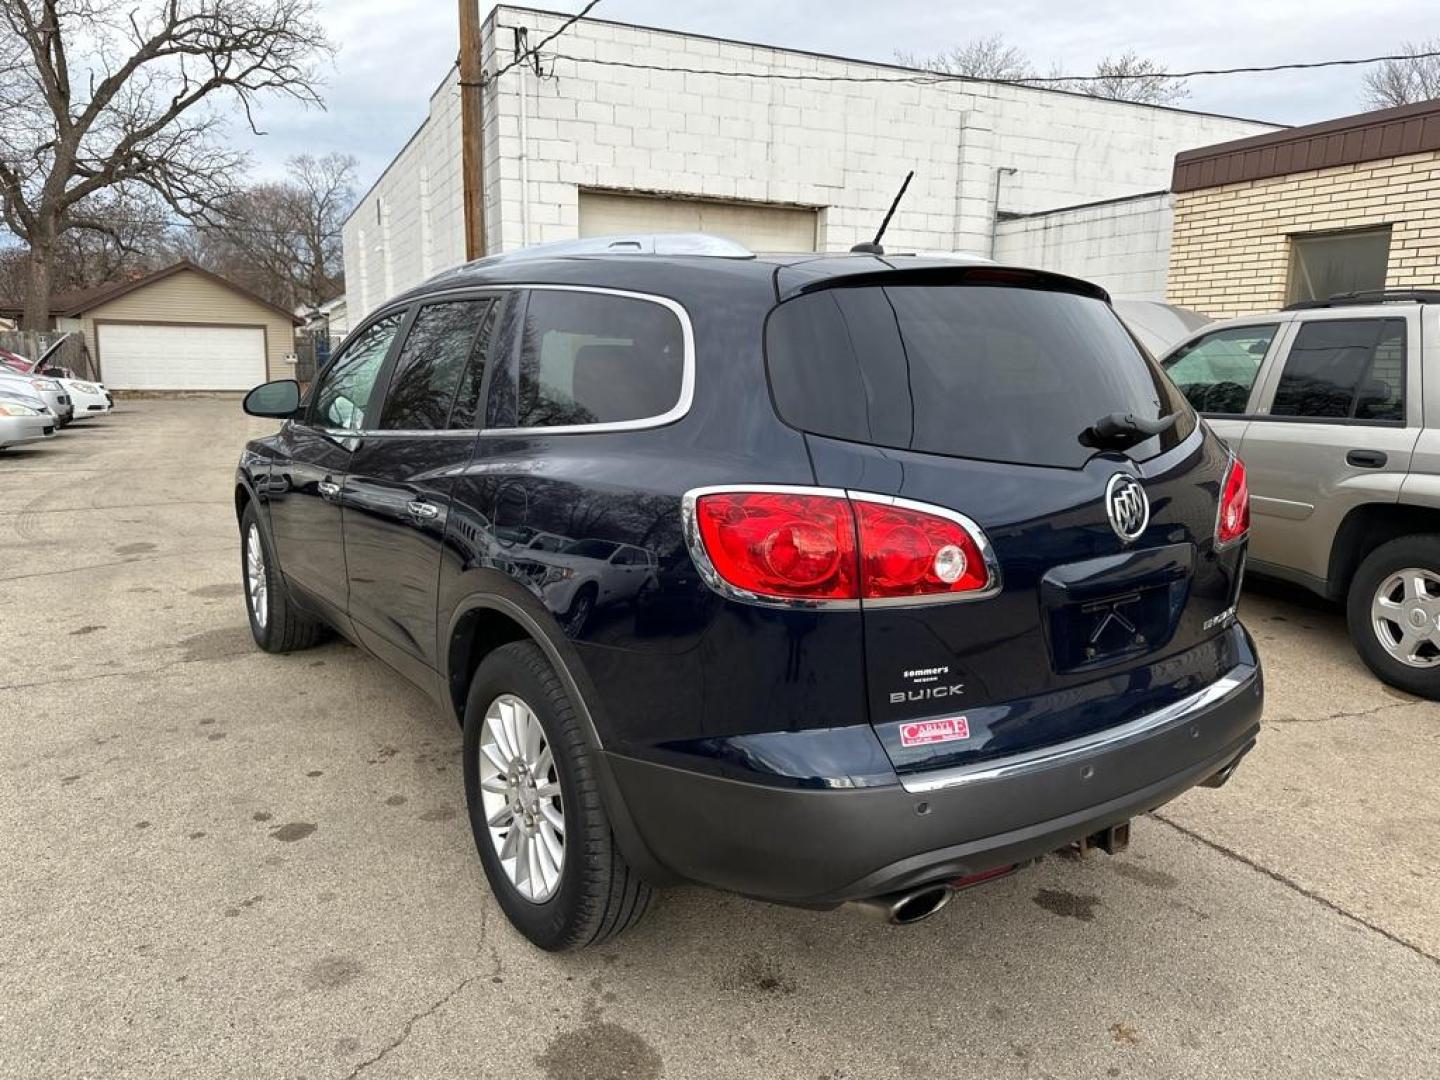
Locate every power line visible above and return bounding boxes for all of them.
[484,0,604,84]
[499,46,1440,87]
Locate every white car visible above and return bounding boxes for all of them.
[0,389,57,449]
[1,336,113,420]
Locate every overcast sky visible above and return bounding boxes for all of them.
[243,0,1431,187]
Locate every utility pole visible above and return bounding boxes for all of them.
[458,0,487,260]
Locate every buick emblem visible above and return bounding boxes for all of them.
[1105,474,1149,543]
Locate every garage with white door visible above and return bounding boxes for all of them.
[63,261,300,392]
[579,190,819,252]
[97,324,268,391]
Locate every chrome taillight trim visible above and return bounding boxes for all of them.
[846,490,1003,606]
[1214,454,1249,552]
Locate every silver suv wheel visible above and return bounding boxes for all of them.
[245,524,268,631]
[1370,568,1440,668]
[478,693,566,902]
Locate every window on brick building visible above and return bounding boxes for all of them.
[1286,227,1391,305]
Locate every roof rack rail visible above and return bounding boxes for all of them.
[1284,288,1440,310]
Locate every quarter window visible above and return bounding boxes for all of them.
[310,314,403,432]
[381,300,494,431]
[515,291,685,429]
[1271,318,1406,422]
[1163,325,1277,415]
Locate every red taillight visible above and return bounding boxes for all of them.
[688,489,994,604]
[852,497,991,599]
[692,491,858,601]
[1217,457,1249,546]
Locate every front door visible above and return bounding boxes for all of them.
[266,313,406,615]
[1240,312,1424,584]
[344,297,502,669]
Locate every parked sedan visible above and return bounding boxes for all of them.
[0,357,71,426]
[0,387,57,449]
[0,346,105,420]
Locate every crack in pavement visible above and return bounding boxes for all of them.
[0,651,257,693]
[0,499,229,516]
[0,545,235,583]
[1271,699,1419,724]
[341,906,498,1079]
[1151,811,1440,970]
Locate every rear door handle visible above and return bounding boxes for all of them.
[407,500,440,520]
[317,479,341,499]
[1346,449,1387,469]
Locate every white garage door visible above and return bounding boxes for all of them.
[579,191,817,252]
[99,324,267,391]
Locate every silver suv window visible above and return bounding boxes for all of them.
[1163,325,1277,416]
[1270,318,1405,422]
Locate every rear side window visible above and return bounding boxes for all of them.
[381,300,494,430]
[1270,318,1405,422]
[766,284,1195,469]
[515,291,685,429]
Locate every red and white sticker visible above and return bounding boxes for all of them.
[899,716,971,748]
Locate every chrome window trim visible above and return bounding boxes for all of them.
[680,483,861,612]
[898,663,1255,794]
[397,284,693,437]
[846,490,1003,606]
[679,484,1005,612]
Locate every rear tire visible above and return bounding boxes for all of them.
[463,640,653,950]
[1346,534,1440,699]
[240,502,327,654]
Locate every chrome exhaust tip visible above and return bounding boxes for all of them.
[850,883,952,926]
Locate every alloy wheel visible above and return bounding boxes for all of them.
[478,693,566,902]
[246,524,268,631]
[1371,567,1440,668]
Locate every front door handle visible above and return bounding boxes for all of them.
[1346,449,1388,469]
[407,500,440,521]
[317,479,341,499]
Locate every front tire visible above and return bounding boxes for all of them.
[240,503,327,653]
[1346,534,1440,699]
[463,640,653,950]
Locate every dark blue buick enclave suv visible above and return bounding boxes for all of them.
[235,235,1262,950]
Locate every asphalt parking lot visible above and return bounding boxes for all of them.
[2,397,1438,1080]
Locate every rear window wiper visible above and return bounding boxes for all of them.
[1081,411,1177,451]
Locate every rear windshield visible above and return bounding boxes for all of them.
[765,284,1195,469]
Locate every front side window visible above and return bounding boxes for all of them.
[1271,318,1406,422]
[515,291,685,429]
[380,300,494,431]
[1287,228,1391,305]
[310,314,403,431]
[1163,325,1277,415]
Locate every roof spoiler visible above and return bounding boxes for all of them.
[777,264,1111,304]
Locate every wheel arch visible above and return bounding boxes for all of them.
[1328,503,1440,601]
[443,588,677,885]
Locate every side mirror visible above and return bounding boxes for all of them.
[243,379,301,419]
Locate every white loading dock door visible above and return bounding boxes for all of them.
[98,324,267,391]
[578,192,818,253]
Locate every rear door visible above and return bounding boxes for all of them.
[1239,311,1423,584]
[343,295,503,671]
[766,272,1243,776]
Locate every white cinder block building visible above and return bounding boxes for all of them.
[343,5,1277,318]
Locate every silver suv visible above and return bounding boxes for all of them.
[1162,289,1440,698]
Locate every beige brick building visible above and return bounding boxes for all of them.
[1168,100,1440,318]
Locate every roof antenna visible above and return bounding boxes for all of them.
[851,170,914,255]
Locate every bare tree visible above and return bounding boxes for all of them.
[0,1,332,329]
[192,152,355,310]
[1049,51,1189,104]
[1362,39,1440,109]
[896,35,1034,81]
